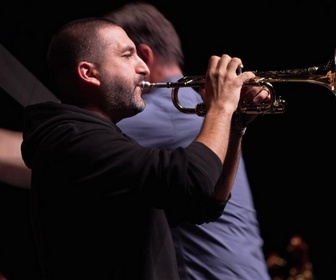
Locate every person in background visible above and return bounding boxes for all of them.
[20,17,269,279]
[0,128,31,189]
[0,127,41,280]
[105,2,271,279]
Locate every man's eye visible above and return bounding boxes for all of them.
[123,53,132,59]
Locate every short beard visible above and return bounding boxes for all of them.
[100,76,145,120]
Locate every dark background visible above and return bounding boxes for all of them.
[1,0,335,279]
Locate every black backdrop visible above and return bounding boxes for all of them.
[1,0,335,279]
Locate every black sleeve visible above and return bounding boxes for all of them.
[164,142,230,226]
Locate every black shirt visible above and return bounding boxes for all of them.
[21,102,227,280]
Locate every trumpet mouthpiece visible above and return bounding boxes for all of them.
[141,81,172,88]
[141,81,152,88]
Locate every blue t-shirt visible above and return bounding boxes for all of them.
[118,76,271,280]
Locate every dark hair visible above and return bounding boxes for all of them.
[47,17,116,103]
[104,2,184,68]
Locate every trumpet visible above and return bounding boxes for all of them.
[141,49,336,116]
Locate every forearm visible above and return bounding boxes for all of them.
[195,109,233,164]
[0,128,31,189]
[213,132,243,201]
[0,157,31,189]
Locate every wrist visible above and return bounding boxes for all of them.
[231,112,247,135]
[230,126,246,135]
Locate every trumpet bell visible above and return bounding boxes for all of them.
[254,49,336,97]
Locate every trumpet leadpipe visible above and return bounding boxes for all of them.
[141,81,177,88]
[141,76,205,89]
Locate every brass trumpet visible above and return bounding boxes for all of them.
[141,49,336,116]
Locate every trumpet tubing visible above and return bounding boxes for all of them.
[141,49,336,116]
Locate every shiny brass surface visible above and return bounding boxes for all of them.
[141,49,335,116]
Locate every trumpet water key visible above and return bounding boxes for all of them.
[141,49,336,116]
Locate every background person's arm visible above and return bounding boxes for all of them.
[0,128,31,189]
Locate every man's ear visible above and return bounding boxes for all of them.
[77,61,100,86]
[137,44,154,68]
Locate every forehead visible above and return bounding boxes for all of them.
[100,25,135,52]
